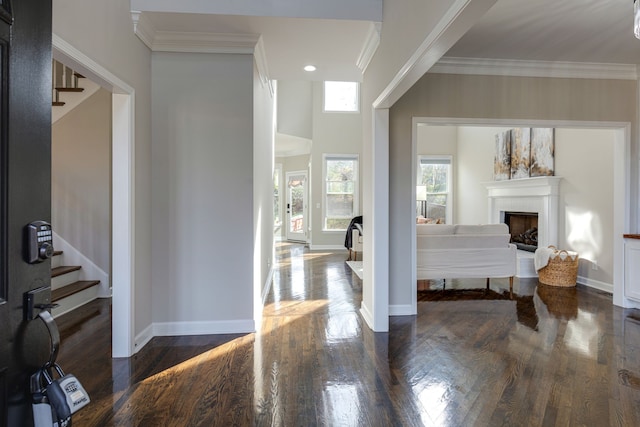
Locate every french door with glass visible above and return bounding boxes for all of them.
[286,171,307,242]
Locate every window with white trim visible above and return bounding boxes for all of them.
[323,81,359,112]
[323,154,359,230]
[417,155,452,224]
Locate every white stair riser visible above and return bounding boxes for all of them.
[52,270,80,289]
[51,285,100,318]
[51,255,62,269]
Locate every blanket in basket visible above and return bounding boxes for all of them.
[534,246,578,271]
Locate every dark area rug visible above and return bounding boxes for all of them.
[418,287,510,302]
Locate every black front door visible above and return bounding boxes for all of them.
[0,1,53,425]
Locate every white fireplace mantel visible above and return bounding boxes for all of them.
[483,176,562,250]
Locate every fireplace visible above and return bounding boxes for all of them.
[504,211,539,252]
[484,177,562,277]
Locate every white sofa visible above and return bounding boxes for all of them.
[416,223,517,291]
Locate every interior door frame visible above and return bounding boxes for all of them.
[411,116,632,314]
[286,170,308,242]
[53,35,136,358]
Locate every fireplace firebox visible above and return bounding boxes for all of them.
[504,211,539,252]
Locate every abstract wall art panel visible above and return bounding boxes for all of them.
[510,127,531,179]
[530,128,555,177]
[494,130,511,181]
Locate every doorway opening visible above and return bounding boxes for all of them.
[411,118,629,314]
[286,170,308,243]
[54,35,135,357]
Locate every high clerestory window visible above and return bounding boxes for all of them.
[323,81,359,113]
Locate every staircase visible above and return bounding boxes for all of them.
[50,250,101,318]
[51,59,100,123]
[50,60,107,317]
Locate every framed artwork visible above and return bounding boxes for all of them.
[510,127,531,179]
[494,130,511,181]
[530,128,555,177]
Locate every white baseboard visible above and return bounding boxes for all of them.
[308,244,346,251]
[153,319,255,337]
[52,231,110,297]
[389,304,415,316]
[262,266,273,305]
[359,302,374,329]
[577,275,613,294]
[133,319,254,354]
[134,324,154,354]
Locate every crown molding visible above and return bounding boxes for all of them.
[151,31,260,54]
[131,12,272,84]
[356,22,381,74]
[430,57,639,80]
[254,36,274,96]
[131,11,260,54]
[130,10,155,50]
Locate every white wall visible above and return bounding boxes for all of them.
[151,52,254,331]
[455,126,510,225]
[277,80,312,139]
[52,89,112,273]
[254,64,275,310]
[52,0,153,339]
[556,128,615,285]
[310,82,363,248]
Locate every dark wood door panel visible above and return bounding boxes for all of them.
[0,1,52,425]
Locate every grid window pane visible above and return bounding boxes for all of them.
[324,155,358,230]
[417,157,451,224]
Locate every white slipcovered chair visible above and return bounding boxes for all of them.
[349,224,363,261]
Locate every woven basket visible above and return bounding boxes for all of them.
[538,246,579,287]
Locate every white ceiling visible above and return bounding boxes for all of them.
[136,1,640,84]
[447,0,640,65]
[141,12,375,82]
[134,0,640,156]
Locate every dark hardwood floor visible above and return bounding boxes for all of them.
[55,242,640,426]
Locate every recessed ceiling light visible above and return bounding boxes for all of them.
[304,65,316,72]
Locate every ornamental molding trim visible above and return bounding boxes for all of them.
[131,11,271,84]
[151,31,260,54]
[131,11,260,54]
[356,22,381,73]
[430,57,639,80]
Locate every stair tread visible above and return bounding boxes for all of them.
[52,280,100,302]
[52,101,65,106]
[51,265,81,277]
[55,87,84,92]
[53,250,63,256]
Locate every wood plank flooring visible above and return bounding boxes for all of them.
[55,242,640,426]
